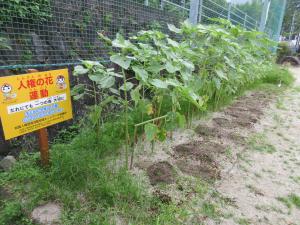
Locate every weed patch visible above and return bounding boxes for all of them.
[248,133,276,154]
[277,193,300,213]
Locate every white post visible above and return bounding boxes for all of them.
[198,0,203,23]
[160,0,165,10]
[189,0,200,24]
[227,2,232,21]
[144,0,149,6]
[243,14,247,28]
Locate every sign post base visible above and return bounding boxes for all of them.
[37,128,49,166]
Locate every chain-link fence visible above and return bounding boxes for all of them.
[0,0,286,70]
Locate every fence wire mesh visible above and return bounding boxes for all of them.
[0,0,286,70]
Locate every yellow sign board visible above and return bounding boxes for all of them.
[0,69,73,140]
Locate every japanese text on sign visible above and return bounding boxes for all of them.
[0,69,73,140]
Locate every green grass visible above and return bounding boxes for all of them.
[277,193,300,213]
[247,133,276,154]
[0,200,33,225]
[293,86,300,92]
[0,64,295,224]
[225,147,233,158]
[237,217,251,225]
[201,202,219,219]
[260,65,295,87]
[290,176,300,184]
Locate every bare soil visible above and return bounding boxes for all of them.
[147,161,175,185]
[210,68,300,225]
[133,67,300,224]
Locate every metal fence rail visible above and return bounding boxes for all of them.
[199,0,259,30]
[0,0,286,70]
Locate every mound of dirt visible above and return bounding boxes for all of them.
[174,141,225,160]
[194,124,221,138]
[176,159,220,180]
[228,92,271,117]
[147,161,175,185]
[212,117,235,129]
[173,141,224,180]
[228,132,246,145]
[225,109,258,123]
[195,123,246,145]
[153,190,172,203]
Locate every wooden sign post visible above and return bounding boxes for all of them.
[37,128,50,166]
[27,69,50,166]
[0,69,73,167]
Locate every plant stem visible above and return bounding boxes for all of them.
[93,82,97,105]
[134,115,168,127]
[187,102,191,128]
[130,126,138,169]
[122,68,129,169]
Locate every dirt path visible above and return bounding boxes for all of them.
[134,68,300,225]
[212,68,300,225]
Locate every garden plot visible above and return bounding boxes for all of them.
[133,90,275,204]
[207,68,300,225]
[133,72,300,224]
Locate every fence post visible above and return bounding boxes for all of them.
[160,0,165,10]
[259,0,271,32]
[198,0,203,23]
[276,0,287,41]
[189,0,200,24]
[227,2,232,21]
[144,0,149,6]
[243,14,247,28]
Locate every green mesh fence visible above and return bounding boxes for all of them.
[265,0,287,42]
[0,0,286,70]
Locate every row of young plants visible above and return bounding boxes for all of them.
[72,19,276,168]
[1,19,290,225]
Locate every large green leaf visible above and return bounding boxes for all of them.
[165,79,180,87]
[224,56,236,69]
[132,66,148,82]
[144,123,159,141]
[157,128,167,142]
[147,62,165,74]
[110,54,132,69]
[74,93,85,101]
[150,79,168,89]
[74,65,89,76]
[88,74,104,83]
[167,38,179,47]
[166,61,180,73]
[98,76,115,89]
[167,24,181,34]
[130,85,141,106]
[215,70,228,80]
[71,84,85,100]
[82,61,101,70]
[112,33,136,50]
[119,82,134,91]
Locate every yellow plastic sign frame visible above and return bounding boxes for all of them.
[0,69,73,140]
